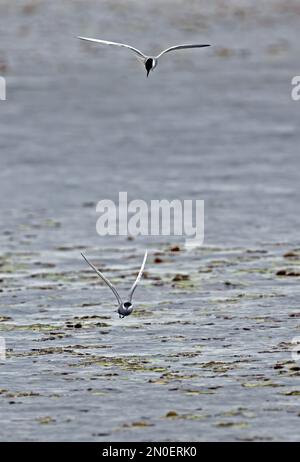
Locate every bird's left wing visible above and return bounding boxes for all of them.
[78,37,146,58]
[156,43,210,58]
[128,250,148,302]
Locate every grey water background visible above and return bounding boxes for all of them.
[0,0,300,441]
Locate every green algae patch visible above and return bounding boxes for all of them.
[282,390,300,396]
[215,421,250,429]
[37,416,56,425]
[0,323,59,332]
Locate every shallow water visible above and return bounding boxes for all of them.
[0,0,300,441]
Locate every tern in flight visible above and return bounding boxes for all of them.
[81,251,148,318]
[77,37,211,76]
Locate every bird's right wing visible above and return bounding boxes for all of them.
[128,250,148,302]
[81,253,123,305]
[78,37,146,58]
[157,43,210,58]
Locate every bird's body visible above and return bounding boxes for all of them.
[81,251,147,318]
[77,37,210,76]
[144,57,157,77]
[118,301,133,318]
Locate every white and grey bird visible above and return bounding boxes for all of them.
[81,251,148,318]
[77,37,211,76]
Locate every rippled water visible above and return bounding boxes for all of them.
[0,0,300,441]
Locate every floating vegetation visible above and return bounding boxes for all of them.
[215,421,250,429]
[37,416,56,425]
[123,421,154,428]
[276,269,300,277]
[165,411,178,418]
[282,391,300,396]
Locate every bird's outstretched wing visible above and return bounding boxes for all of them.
[156,44,210,58]
[81,253,123,305]
[78,37,146,58]
[128,250,148,303]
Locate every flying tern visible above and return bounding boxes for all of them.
[77,37,211,76]
[81,251,148,318]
